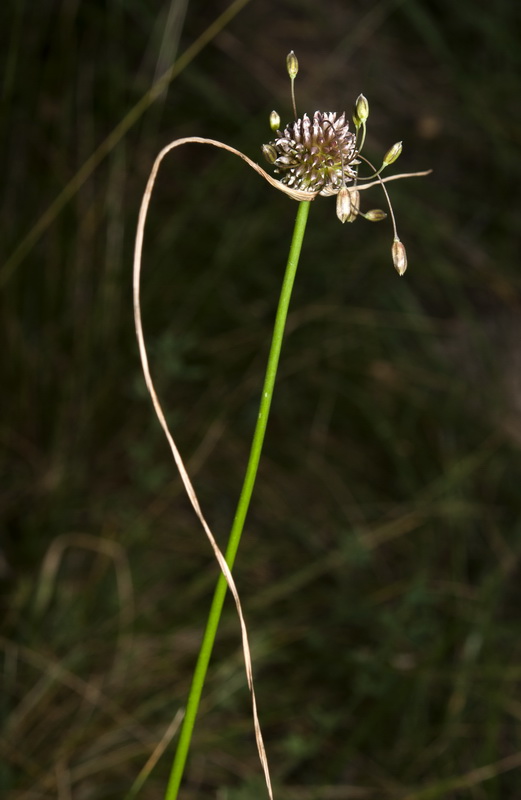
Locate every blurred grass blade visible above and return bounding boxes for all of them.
[0,0,253,288]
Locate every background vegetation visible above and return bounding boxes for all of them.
[2,0,521,798]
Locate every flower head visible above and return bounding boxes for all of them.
[259,51,430,271]
[262,111,358,197]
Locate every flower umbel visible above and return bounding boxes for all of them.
[262,51,431,273]
[263,111,358,196]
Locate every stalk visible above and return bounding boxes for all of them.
[165,199,311,800]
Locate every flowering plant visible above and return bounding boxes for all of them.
[133,50,429,800]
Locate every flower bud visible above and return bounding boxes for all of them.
[269,110,281,131]
[286,51,299,80]
[336,187,352,223]
[355,94,369,124]
[364,209,387,222]
[383,141,403,167]
[347,189,360,222]
[392,238,407,276]
[262,144,278,164]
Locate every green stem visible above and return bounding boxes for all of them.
[164,200,311,800]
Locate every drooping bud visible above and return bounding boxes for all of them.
[269,110,281,131]
[392,238,407,275]
[355,94,369,124]
[286,51,299,80]
[364,209,387,222]
[336,186,352,223]
[382,141,403,167]
[262,144,278,164]
[347,188,360,222]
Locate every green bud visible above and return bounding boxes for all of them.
[392,238,407,276]
[286,51,299,80]
[352,110,361,129]
[355,93,369,124]
[336,187,352,223]
[383,141,403,167]
[364,209,387,222]
[269,110,281,131]
[262,144,277,164]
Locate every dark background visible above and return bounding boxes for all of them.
[2,1,521,798]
